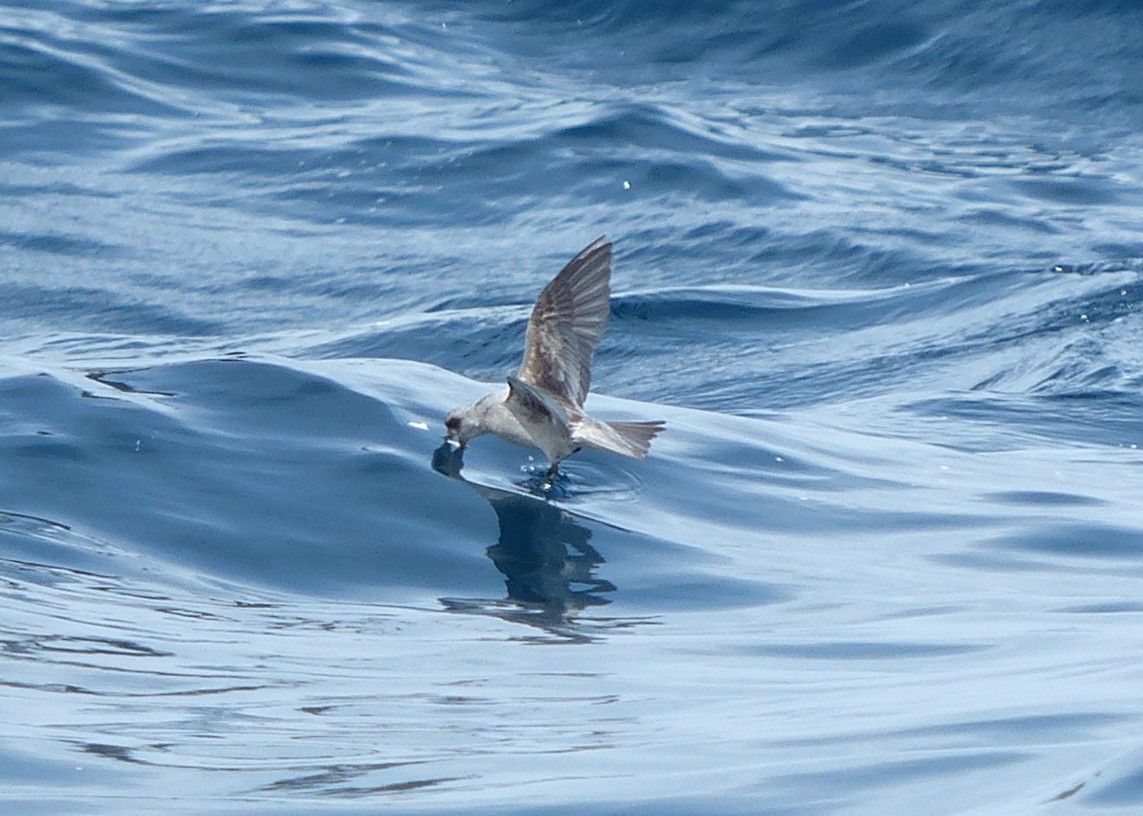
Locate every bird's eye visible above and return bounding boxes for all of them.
[445,416,460,431]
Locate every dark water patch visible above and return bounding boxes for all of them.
[618,576,793,612]
[0,511,131,586]
[0,229,127,258]
[0,180,118,200]
[879,3,1143,118]
[556,105,791,166]
[127,143,323,177]
[1029,356,1139,397]
[0,282,226,337]
[888,711,1122,742]
[609,269,1056,411]
[1011,176,1121,206]
[6,634,173,659]
[992,523,1143,560]
[470,0,933,85]
[957,208,1062,235]
[0,118,137,161]
[1093,241,1143,259]
[0,362,492,595]
[985,490,1105,508]
[620,158,781,205]
[814,20,930,71]
[1056,601,1143,614]
[128,40,417,103]
[0,35,168,116]
[110,358,397,442]
[768,750,1028,800]
[752,641,982,660]
[43,4,424,105]
[930,552,1059,574]
[1050,277,1142,328]
[1086,759,1143,806]
[0,745,82,786]
[611,283,912,327]
[464,0,1143,128]
[774,712,1123,760]
[301,313,527,383]
[907,392,1143,450]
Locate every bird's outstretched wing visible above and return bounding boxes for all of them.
[517,236,611,408]
[506,374,567,426]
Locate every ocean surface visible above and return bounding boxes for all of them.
[3,1,1143,813]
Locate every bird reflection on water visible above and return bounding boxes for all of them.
[431,442,617,641]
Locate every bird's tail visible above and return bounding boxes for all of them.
[571,417,666,460]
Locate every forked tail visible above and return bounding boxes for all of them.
[571,417,666,460]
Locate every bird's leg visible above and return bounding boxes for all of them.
[545,462,560,480]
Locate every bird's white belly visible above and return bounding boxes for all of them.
[485,402,548,451]
[514,412,573,462]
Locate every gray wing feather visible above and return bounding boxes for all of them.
[517,237,611,408]
[506,375,555,422]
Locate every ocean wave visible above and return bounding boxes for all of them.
[3,0,1143,811]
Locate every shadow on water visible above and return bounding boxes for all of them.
[431,443,618,643]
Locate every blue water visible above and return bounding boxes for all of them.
[3,0,1143,813]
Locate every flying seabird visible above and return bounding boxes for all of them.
[444,237,664,477]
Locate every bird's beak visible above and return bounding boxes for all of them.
[444,430,464,449]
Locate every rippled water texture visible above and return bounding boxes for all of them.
[2,1,1143,814]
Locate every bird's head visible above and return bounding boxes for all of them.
[444,405,478,448]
